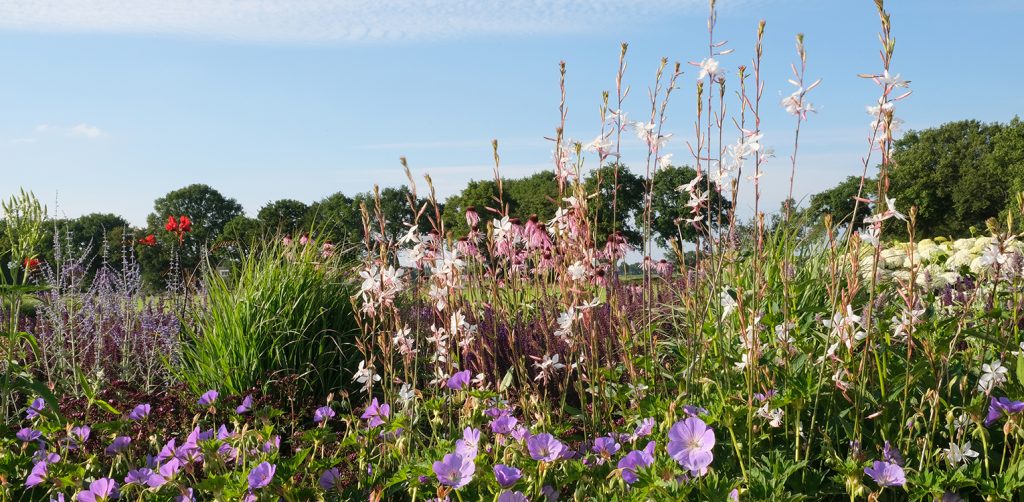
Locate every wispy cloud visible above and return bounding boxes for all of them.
[0,0,724,44]
[30,123,108,140]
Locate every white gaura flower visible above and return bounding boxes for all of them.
[532,354,566,382]
[876,70,909,88]
[978,359,1009,393]
[398,226,420,245]
[756,404,784,428]
[720,288,738,320]
[696,57,720,80]
[734,353,749,371]
[577,297,602,310]
[567,261,587,282]
[353,360,381,390]
[398,383,416,406]
[943,441,979,465]
[657,153,674,170]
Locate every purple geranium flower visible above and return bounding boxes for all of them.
[593,436,621,463]
[25,461,48,488]
[75,478,119,502]
[491,414,518,435]
[527,433,565,462]
[319,468,343,491]
[248,462,276,490]
[360,398,390,428]
[433,453,475,489]
[198,390,219,407]
[510,426,529,442]
[26,398,45,419]
[447,370,472,391]
[105,436,132,455]
[882,441,904,467]
[128,404,151,421]
[497,491,529,502]
[633,418,655,440]
[17,428,42,442]
[32,447,59,465]
[617,441,656,484]
[667,417,715,477]
[682,405,709,417]
[71,425,91,445]
[864,460,906,487]
[455,427,481,459]
[125,468,155,485]
[314,405,336,423]
[984,397,1024,426]
[493,464,521,488]
[236,395,253,414]
[261,435,280,453]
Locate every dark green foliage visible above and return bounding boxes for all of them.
[806,176,874,230]
[650,165,731,247]
[584,163,646,246]
[257,199,309,236]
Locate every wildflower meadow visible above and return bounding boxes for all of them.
[3,1,1024,501]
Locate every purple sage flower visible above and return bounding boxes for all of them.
[497,491,529,502]
[527,433,565,462]
[236,395,253,414]
[319,468,343,491]
[493,464,521,488]
[198,390,219,407]
[984,397,1024,426]
[75,478,119,502]
[17,428,42,442]
[128,404,151,421]
[447,370,472,391]
[433,453,475,489]
[25,461,48,488]
[864,460,906,487]
[314,406,336,424]
[617,441,656,484]
[667,417,715,477]
[360,398,390,428]
[105,436,132,455]
[248,462,276,490]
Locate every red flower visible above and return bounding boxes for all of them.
[165,215,178,232]
[139,234,157,247]
[23,258,40,270]
[178,215,192,233]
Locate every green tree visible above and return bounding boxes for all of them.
[584,163,645,246]
[352,185,429,245]
[442,179,504,238]
[140,184,244,288]
[257,199,309,236]
[807,176,874,230]
[306,192,362,245]
[650,165,731,247]
[41,213,131,277]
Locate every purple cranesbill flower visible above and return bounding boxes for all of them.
[105,436,131,455]
[497,491,529,502]
[541,485,559,501]
[198,390,219,407]
[729,488,740,501]
[593,436,621,462]
[156,439,177,463]
[882,441,904,467]
[314,406,336,424]
[491,414,518,435]
[527,433,565,462]
[447,370,472,391]
[433,453,475,489]
[864,460,906,487]
[71,425,91,444]
[125,468,155,485]
[667,417,716,477]
[217,425,234,440]
[236,395,253,414]
[617,441,656,484]
[25,461,48,488]
[485,406,512,418]
[32,447,59,464]
[26,398,45,419]
[633,418,655,440]
[75,478,119,502]
[984,396,1024,426]
[248,461,276,490]
[128,404,151,421]
[261,435,280,454]
[146,459,180,488]
[455,427,481,459]
[682,405,709,417]
[175,488,193,502]
[217,442,239,462]
[360,398,390,429]
[753,390,777,402]
[319,468,343,491]
[493,464,521,488]
[17,428,42,442]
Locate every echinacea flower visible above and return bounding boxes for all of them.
[433,453,475,489]
[617,441,656,484]
[75,478,119,502]
[236,395,253,414]
[447,370,472,390]
[361,398,390,428]
[128,404,151,421]
[493,464,521,488]
[864,460,905,487]
[527,433,565,462]
[198,390,218,407]
[313,406,336,424]
[248,462,276,490]
[667,417,715,476]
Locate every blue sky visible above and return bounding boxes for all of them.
[1,0,1021,226]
